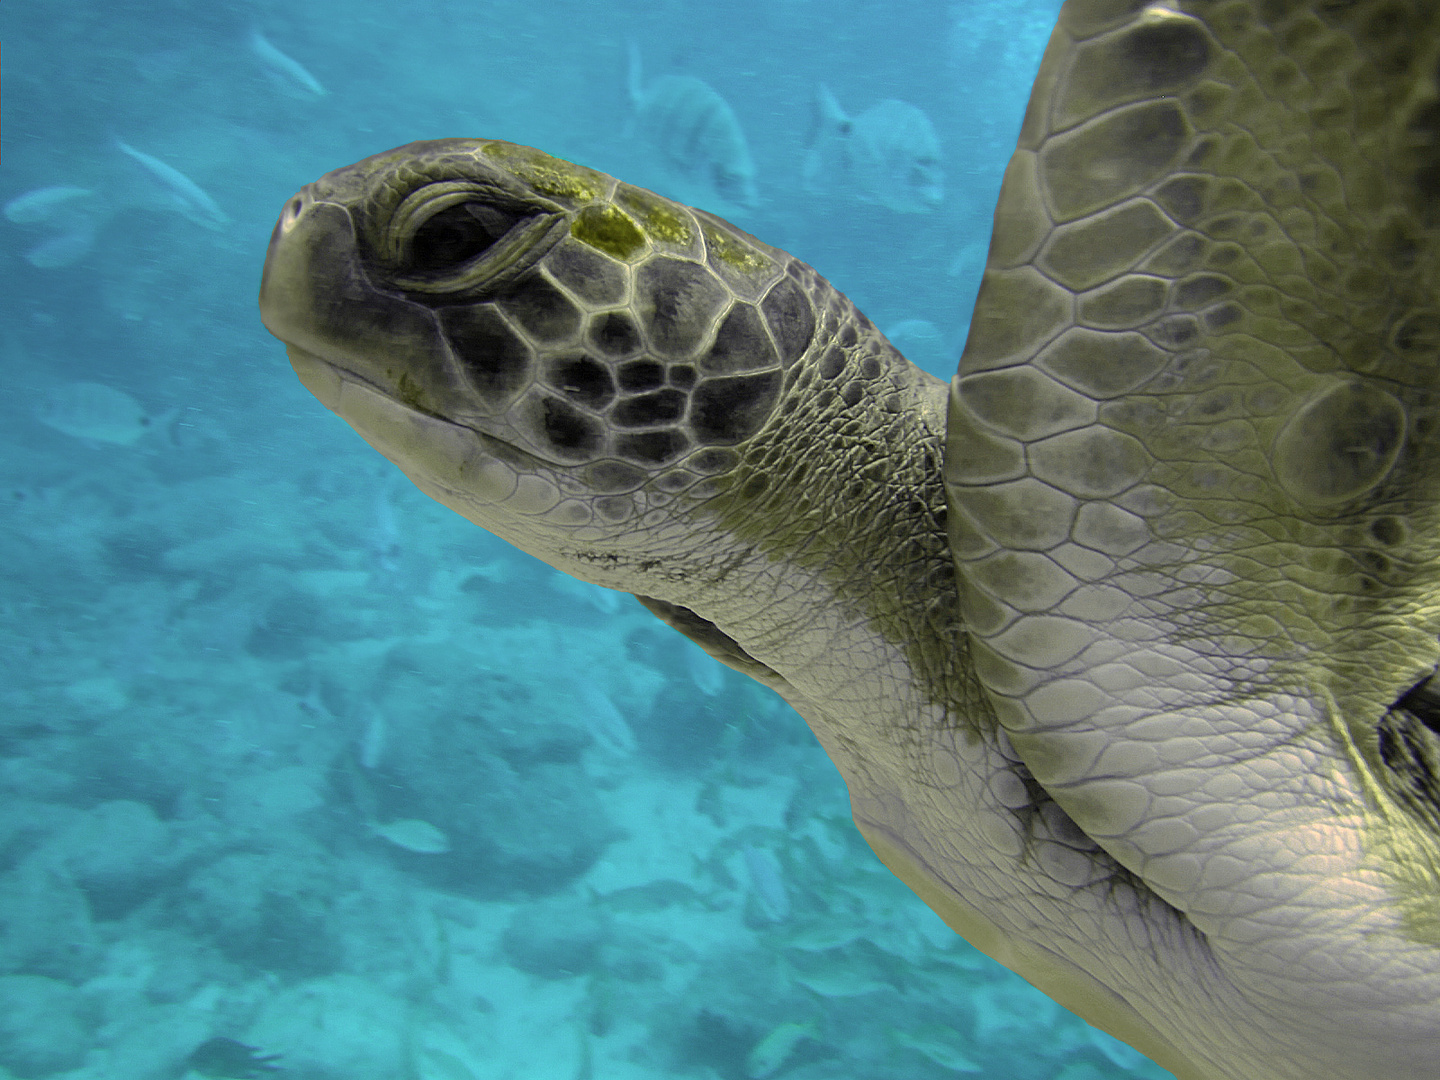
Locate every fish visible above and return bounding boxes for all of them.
[779,920,865,954]
[627,43,758,210]
[4,187,106,269]
[365,470,405,582]
[370,818,451,854]
[742,845,791,923]
[33,381,164,446]
[786,944,896,999]
[803,84,944,213]
[249,29,327,99]
[593,879,707,913]
[114,138,230,230]
[359,712,388,770]
[744,1020,818,1080]
[888,1024,983,1073]
[22,226,99,270]
[3,186,97,225]
[572,681,638,757]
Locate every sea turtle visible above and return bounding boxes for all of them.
[257,2,1440,1077]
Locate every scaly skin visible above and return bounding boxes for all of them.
[947,2,1440,1076]
[258,2,1440,1076]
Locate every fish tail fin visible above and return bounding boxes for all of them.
[802,84,849,193]
[626,39,644,113]
[622,40,645,141]
[149,406,184,448]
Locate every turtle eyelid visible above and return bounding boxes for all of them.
[406,200,528,275]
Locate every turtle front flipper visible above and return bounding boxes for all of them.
[945,2,1440,1076]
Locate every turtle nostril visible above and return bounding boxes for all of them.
[277,193,307,238]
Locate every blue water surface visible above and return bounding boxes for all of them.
[1,1,1176,1077]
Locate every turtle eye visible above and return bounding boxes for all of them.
[408,201,524,274]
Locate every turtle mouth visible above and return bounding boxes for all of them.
[285,345,555,474]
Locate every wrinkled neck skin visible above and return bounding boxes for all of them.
[537,295,1272,1080]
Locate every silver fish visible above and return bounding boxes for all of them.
[627,43,758,210]
[249,29,327,99]
[370,818,451,854]
[114,139,230,230]
[3,186,96,225]
[359,712,388,770]
[572,681,637,757]
[888,1024,983,1074]
[22,224,98,269]
[4,187,105,269]
[804,84,944,213]
[742,845,791,923]
[34,381,160,446]
[745,1020,818,1080]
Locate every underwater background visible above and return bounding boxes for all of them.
[1,1,1177,1078]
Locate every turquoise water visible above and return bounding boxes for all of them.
[1,1,1175,1077]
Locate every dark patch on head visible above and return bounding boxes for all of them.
[690,371,782,445]
[760,274,816,365]
[860,355,881,379]
[438,304,533,401]
[699,303,778,376]
[617,429,689,464]
[500,275,582,343]
[635,259,731,359]
[841,382,864,408]
[669,365,696,389]
[546,241,628,306]
[618,360,665,392]
[588,311,642,357]
[546,356,614,409]
[537,396,602,458]
[614,389,687,428]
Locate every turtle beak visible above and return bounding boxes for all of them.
[258,183,453,413]
[258,184,347,354]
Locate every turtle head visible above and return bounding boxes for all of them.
[260,139,817,585]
